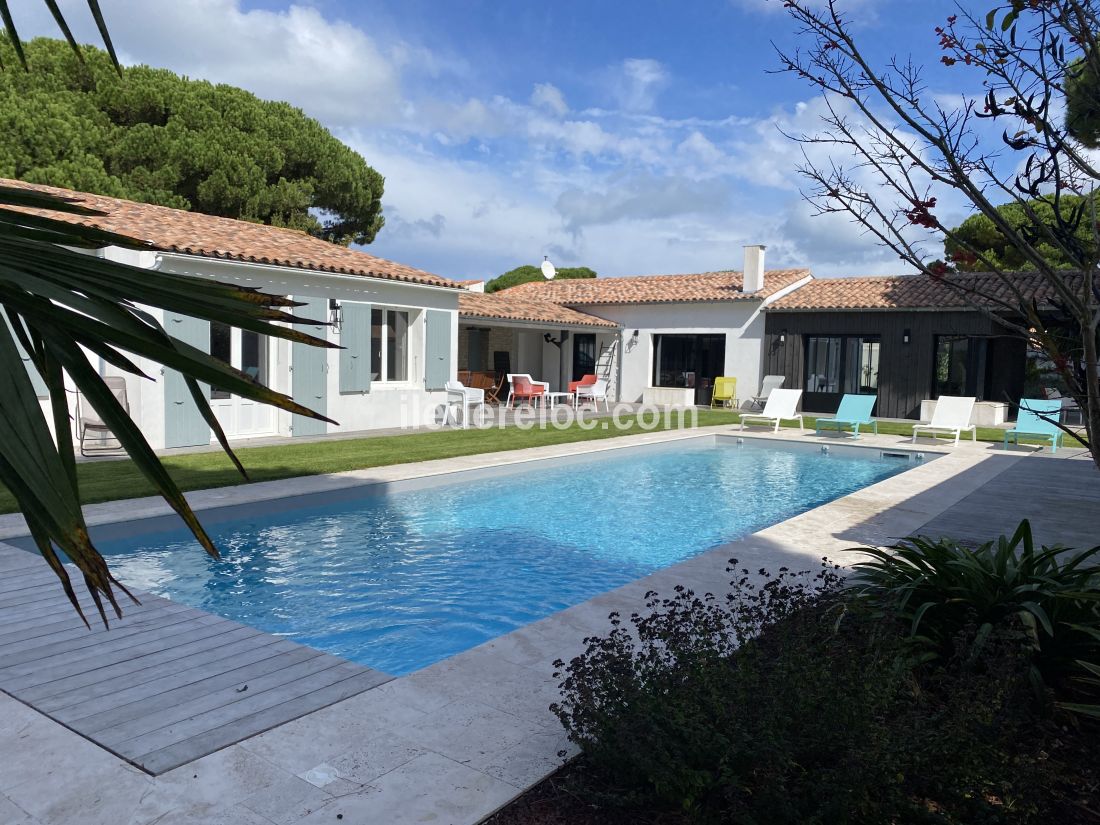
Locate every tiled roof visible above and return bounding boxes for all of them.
[767,271,1072,311]
[459,291,619,329]
[501,269,811,305]
[457,279,484,287]
[1,178,457,289]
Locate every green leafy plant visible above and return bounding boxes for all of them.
[1060,659,1100,719]
[847,520,1100,697]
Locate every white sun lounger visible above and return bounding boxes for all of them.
[739,388,804,432]
[911,395,977,446]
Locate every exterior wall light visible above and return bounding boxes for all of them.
[328,298,343,332]
[902,328,911,345]
[779,329,787,344]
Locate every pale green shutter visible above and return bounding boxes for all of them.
[424,310,452,390]
[291,296,329,437]
[4,316,48,399]
[163,312,211,448]
[339,302,372,393]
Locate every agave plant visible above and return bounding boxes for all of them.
[1060,660,1100,719]
[846,520,1100,696]
[0,3,334,625]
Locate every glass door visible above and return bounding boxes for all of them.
[933,335,989,399]
[208,322,274,438]
[652,333,727,404]
[572,333,596,380]
[803,335,880,412]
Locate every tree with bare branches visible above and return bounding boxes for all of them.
[776,0,1100,470]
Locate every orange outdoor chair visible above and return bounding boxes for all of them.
[508,375,545,408]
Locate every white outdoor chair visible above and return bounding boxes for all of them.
[575,378,609,412]
[76,376,129,456]
[444,380,486,429]
[911,395,977,446]
[504,373,550,408]
[749,375,785,410]
[739,388,804,432]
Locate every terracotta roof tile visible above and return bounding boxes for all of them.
[459,291,619,329]
[501,269,811,305]
[2,178,457,289]
[768,271,1072,311]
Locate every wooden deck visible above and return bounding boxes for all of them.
[0,542,391,775]
[916,454,1098,550]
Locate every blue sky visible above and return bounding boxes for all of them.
[24,0,972,280]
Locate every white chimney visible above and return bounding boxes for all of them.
[742,244,766,294]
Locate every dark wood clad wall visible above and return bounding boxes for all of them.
[762,310,1024,419]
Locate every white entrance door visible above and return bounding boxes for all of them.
[209,322,275,439]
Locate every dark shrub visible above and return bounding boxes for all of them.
[551,560,1094,824]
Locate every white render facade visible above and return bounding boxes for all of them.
[511,274,811,407]
[54,246,460,450]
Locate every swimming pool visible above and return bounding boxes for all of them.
[97,438,916,675]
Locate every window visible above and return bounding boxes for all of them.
[845,338,880,393]
[652,334,726,403]
[572,333,596,381]
[805,336,841,393]
[210,322,231,399]
[241,330,264,383]
[371,308,410,382]
[804,335,880,396]
[210,322,268,399]
[933,335,988,398]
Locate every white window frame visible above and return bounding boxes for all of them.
[209,323,269,399]
[372,306,413,384]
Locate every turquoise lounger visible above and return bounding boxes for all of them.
[815,394,878,438]
[1004,398,1063,452]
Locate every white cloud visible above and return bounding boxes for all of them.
[555,174,731,234]
[608,58,670,113]
[530,83,568,116]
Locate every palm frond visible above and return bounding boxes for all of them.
[0,1,28,71]
[0,190,334,624]
[43,0,84,65]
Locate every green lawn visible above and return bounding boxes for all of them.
[0,409,1081,515]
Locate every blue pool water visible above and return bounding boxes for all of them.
[100,440,910,675]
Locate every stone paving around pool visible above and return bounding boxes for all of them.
[0,425,1092,825]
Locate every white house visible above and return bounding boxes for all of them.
[500,247,812,407]
[8,179,464,449]
[11,180,822,446]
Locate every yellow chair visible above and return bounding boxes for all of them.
[711,376,738,408]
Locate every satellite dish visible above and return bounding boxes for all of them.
[541,256,556,280]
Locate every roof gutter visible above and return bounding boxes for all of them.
[459,314,621,332]
[763,305,1019,314]
[153,250,463,294]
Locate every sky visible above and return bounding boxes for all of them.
[19,0,973,281]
